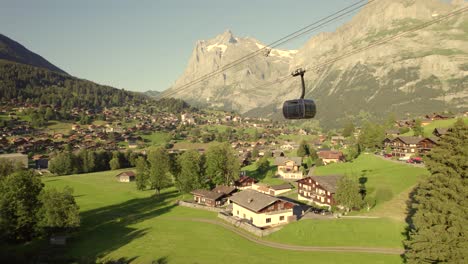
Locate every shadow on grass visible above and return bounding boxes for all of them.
[2,190,180,263]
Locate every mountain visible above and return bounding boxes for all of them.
[0,34,67,74]
[0,34,148,109]
[144,90,161,98]
[162,30,296,113]
[164,0,468,128]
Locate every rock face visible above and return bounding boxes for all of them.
[164,0,468,127]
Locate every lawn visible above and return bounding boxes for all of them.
[140,131,171,146]
[267,218,405,248]
[45,120,73,135]
[241,159,287,185]
[401,117,467,137]
[315,154,429,219]
[29,169,403,263]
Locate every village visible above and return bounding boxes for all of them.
[1,100,465,237]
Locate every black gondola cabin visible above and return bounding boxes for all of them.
[283,99,316,119]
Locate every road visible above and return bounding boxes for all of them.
[164,217,405,255]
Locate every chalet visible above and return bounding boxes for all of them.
[426,113,452,121]
[297,175,343,209]
[0,153,28,168]
[229,189,297,228]
[274,157,303,179]
[252,183,293,196]
[212,185,237,196]
[234,175,258,189]
[317,150,344,165]
[386,136,438,157]
[116,171,136,182]
[191,185,236,207]
[191,189,225,207]
[433,128,449,137]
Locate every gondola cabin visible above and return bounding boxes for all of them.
[283,99,316,119]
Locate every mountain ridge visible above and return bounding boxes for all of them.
[0,33,67,75]
[164,0,468,127]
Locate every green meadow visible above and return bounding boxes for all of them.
[18,164,408,263]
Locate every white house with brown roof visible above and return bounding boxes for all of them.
[274,157,303,179]
[229,189,297,228]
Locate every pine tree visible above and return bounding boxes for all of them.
[404,119,467,263]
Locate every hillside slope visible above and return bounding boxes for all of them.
[0,34,67,74]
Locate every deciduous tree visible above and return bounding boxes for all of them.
[36,187,80,236]
[0,170,44,241]
[205,143,240,186]
[335,176,362,212]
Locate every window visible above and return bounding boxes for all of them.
[266,218,271,223]
[243,214,246,219]
[237,210,239,215]
[250,217,253,222]
[280,216,285,221]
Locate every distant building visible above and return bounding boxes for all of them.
[116,171,136,182]
[317,150,344,165]
[274,157,303,179]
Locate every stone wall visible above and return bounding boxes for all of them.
[217,212,283,237]
[178,200,224,213]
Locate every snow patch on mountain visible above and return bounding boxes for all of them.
[206,43,228,53]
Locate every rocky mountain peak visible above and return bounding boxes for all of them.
[214,29,237,44]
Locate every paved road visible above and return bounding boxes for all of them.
[164,217,405,255]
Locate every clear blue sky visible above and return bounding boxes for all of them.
[1,0,361,92]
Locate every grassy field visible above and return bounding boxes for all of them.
[27,169,404,263]
[315,154,429,219]
[140,131,171,146]
[241,159,287,185]
[45,121,73,134]
[267,218,405,248]
[401,117,467,137]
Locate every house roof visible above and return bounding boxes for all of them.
[116,171,135,178]
[212,185,236,195]
[433,128,449,135]
[269,183,292,191]
[396,136,423,145]
[318,150,343,160]
[191,189,224,200]
[229,189,290,212]
[307,175,343,193]
[235,175,257,184]
[274,157,302,166]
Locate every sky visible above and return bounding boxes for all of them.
[1,0,363,92]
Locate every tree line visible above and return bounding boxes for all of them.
[49,148,142,176]
[135,142,240,194]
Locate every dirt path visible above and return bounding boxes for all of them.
[163,217,405,255]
